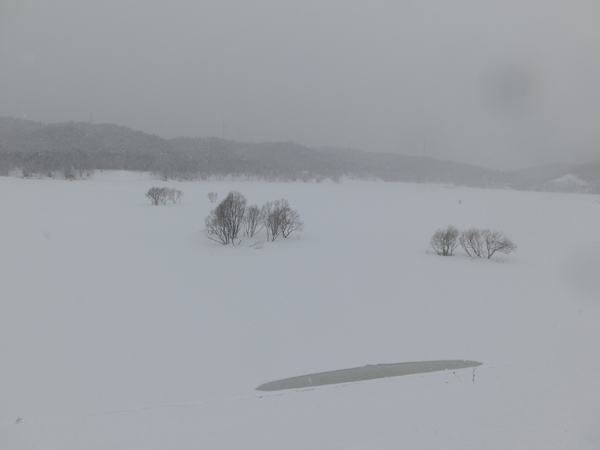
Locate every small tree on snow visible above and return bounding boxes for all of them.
[430,225,459,256]
[261,199,303,241]
[483,230,517,258]
[261,201,281,242]
[459,228,485,258]
[459,228,517,259]
[146,187,183,205]
[146,187,167,205]
[243,204,263,237]
[204,191,247,244]
[167,188,183,203]
[280,201,303,238]
[208,192,218,203]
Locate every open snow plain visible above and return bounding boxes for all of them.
[2,172,600,449]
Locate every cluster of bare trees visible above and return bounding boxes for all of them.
[204,191,303,245]
[431,225,517,259]
[260,199,303,241]
[145,187,183,205]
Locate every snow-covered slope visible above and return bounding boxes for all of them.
[1,173,599,449]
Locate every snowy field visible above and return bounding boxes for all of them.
[1,172,600,449]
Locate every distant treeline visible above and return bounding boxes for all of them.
[1,117,599,193]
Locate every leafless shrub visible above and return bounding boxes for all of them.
[204,191,247,244]
[146,187,167,205]
[261,199,303,241]
[483,230,517,258]
[208,192,218,203]
[459,228,485,258]
[460,228,517,258]
[167,188,183,203]
[430,225,459,256]
[261,201,281,242]
[280,201,303,238]
[146,187,183,205]
[243,204,263,237]
[204,213,228,244]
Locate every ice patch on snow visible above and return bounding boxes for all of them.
[257,360,482,391]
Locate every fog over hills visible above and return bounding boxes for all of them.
[1,117,599,192]
[4,1,600,170]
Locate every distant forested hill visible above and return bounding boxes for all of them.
[0,118,169,177]
[1,117,598,192]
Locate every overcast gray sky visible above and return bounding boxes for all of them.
[1,0,600,169]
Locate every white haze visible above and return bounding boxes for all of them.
[1,0,600,169]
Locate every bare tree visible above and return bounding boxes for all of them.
[459,228,485,258]
[146,187,167,205]
[280,200,303,238]
[261,199,303,241]
[204,191,247,244]
[430,225,459,256]
[167,188,183,203]
[459,228,517,258]
[483,230,517,258]
[204,212,228,244]
[208,192,218,203]
[243,204,263,237]
[261,201,281,242]
[146,187,183,205]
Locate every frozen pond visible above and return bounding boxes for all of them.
[257,360,482,391]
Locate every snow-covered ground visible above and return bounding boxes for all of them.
[1,172,599,449]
